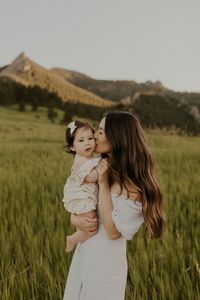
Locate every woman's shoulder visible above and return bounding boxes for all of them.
[110,182,142,203]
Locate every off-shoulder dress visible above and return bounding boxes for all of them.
[63,193,144,300]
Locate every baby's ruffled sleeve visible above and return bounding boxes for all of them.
[111,199,144,240]
[76,157,101,185]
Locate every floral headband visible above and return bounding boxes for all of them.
[67,121,77,135]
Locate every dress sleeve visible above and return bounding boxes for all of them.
[111,198,144,240]
[76,157,101,185]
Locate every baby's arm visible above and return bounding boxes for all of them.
[84,168,98,183]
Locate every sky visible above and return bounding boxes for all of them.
[0,0,199,92]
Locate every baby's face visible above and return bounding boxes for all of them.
[71,127,96,158]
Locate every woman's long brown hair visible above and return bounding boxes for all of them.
[105,111,166,239]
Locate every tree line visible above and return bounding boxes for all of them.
[0,78,108,123]
[0,78,200,134]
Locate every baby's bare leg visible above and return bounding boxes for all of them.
[66,230,92,252]
[66,210,96,253]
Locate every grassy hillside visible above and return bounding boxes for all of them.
[0,107,199,299]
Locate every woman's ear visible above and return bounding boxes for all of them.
[70,146,75,152]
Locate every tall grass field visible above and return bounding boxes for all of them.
[0,106,199,300]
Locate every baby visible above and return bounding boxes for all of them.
[63,120,101,252]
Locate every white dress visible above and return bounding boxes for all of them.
[63,193,144,300]
[63,157,101,214]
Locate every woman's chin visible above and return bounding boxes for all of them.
[95,145,101,153]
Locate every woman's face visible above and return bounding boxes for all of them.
[94,117,112,154]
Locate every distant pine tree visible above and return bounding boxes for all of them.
[47,106,57,123]
[62,108,73,124]
[18,101,26,112]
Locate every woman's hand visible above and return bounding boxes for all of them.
[96,158,109,186]
[70,214,98,235]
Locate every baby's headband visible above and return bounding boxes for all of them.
[67,121,77,135]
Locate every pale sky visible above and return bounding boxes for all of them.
[0,0,199,92]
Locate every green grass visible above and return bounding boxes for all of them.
[0,106,199,300]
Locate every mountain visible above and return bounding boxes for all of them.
[0,53,113,107]
[1,53,200,134]
[116,92,200,134]
[52,67,200,134]
[52,67,200,109]
[51,68,168,101]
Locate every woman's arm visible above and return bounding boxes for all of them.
[70,213,98,235]
[96,159,121,240]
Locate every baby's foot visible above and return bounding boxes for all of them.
[65,236,75,253]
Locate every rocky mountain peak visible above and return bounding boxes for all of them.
[1,52,31,75]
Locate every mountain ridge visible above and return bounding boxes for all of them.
[0,53,113,107]
[0,53,200,134]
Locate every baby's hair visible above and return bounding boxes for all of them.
[65,120,94,154]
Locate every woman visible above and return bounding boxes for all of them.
[63,111,165,300]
